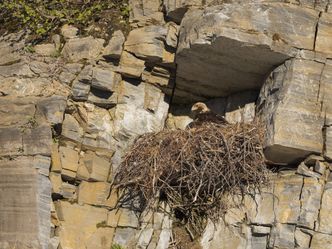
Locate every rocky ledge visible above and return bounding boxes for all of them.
[0,0,332,249]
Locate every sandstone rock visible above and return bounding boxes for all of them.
[269,223,295,249]
[81,104,115,151]
[107,209,122,227]
[225,91,257,124]
[129,0,164,26]
[318,182,332,234]
[124,26,167,62]
[37,96,67,124]
[0,127,23,156]
[103,30,126,60]
[245,189,275,225]
[274,174,302,224]
[61,24,79,39]
[51,144,62,172]
[0,97,36,127]
[55,200,108,249]
[311,232,332,249]
[91,67,121,92]
[118,50,146,78]
[62,36,104,62]
[176,3,318,102]
[78,181,112,207]
[59,146,79,173]
[0,157,51,249]
[85,227,115,249]
[34,43,57,56]
[0,41,20,66]
[114,81,169,147]
[163,0,203,24]
[258,59,324,164]
[297,162,321,178]
[61,114,84,143]
[166,22,179,49]
[22,124,52,156]
[77,151,111,182]
[315,13,332,55]
[118,209,139,228]
[326,126,332,160]
[295,228,311,248]
[299,177,323,229]
[113,228,137,248]
[72,81,91,101]
[201,219,248,249]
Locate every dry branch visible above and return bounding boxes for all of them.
[113,120,269,235]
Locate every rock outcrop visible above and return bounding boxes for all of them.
[1,0,332,249]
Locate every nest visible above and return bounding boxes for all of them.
[113,120,269,235]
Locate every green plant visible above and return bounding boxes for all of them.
[24,45,35,53]
[111,244,124,249]
[0,0,129,40]
[96,220,107,228]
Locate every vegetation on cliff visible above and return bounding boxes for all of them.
[0,0,130,41]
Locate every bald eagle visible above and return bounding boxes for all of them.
[188,102,227,128]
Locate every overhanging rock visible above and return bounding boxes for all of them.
[175,2,319,103]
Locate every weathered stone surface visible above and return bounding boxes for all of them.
[0,97,36,127]
[258,59,324,164]
[315,13,332,55]
[91,67,121,92]
[326,126,332,160]
[176,3,319,102]
[22,124,52,156]
[59,146,79,173]
[124,26,167,62]
[103,30,125,59]
[0,157,51,249]
[114,81,169,145]
[274,174,302,224]
[163,0,203,23]
[201,219,248,249]
[77,181,112,206]
[55,200,109,249]
[295,228,311,248]
[36,96,67,124]
[34,43,57,56]
[118,50,146,78]
[129,0,164,27]
[81,104,115,151]
[77,151,111,182]
[269,223,295,249]
[62,36,104,62]
[61,114,84,143]
[61,24,78,39]
[311,232,332,249]
[299,177,323,229]
[318,182,332,234]
[113,228,137,248]
[0,41,20,66]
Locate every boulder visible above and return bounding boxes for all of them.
[124,26,167,62]
[62,36,104,62]
[175,3,319,102]
[258,59,325,164]
[103,30,126,60]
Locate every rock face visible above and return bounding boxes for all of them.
[175,2,319,103]
[1,0,332,249]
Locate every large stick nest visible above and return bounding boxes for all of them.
[114,120,269,235]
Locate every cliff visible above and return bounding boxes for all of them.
[0,0,332,249]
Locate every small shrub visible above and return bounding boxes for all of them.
[0,0,129,41]
[111,244,124,249]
